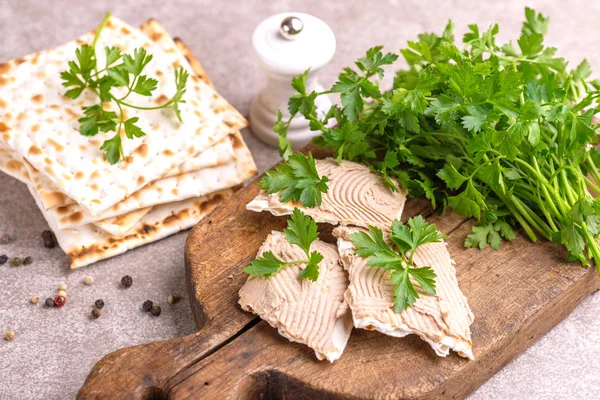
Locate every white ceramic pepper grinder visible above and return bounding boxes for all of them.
[250,12,336,148]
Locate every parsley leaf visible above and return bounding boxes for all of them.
[60,13,188,164]
[351,216,446,312]
[244,208,323,281]
[259,152,329,208]
[243,251,287,278]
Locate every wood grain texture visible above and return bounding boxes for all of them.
[78,145,600,399]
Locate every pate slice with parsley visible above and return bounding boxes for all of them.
[334,225,474,359]
[239,230,352,362]
[248,157,407,230]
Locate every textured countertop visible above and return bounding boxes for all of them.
[1,1,599,399]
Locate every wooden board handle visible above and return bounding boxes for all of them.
[77,329,215,399]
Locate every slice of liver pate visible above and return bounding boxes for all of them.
[239,231,352,362]
[334,226,475,359]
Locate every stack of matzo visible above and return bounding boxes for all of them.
[0,17,257,268]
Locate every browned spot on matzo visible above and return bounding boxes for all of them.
[6,160,22,171]
[163,149,175,156]
[231,133,244,149]
[28,145,43,155]
[64,211,84,224]
[155,94,168,105]
[32,124,40,132]
[0,98,7,108]
[65,108,80,119]
[48,138,64,151]
[32,94,44,103]
[0,122,10,132]
[0,62,10,74]
[134,143,149,157]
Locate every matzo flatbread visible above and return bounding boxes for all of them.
[29,185,236,269]
[0,141,28,184]
[25,135,237,210]
[0,16,246,215]
[88,207,152,237]
[24,19,238,211]
[40,132,256,230]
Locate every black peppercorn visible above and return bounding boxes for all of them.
[121,275,133,288]
[150,305,162,317]
[10,257,22,267]
[0,255,7,265]
[142,300,153,312]
[23,256,33,265]
[90,308,102,319]
[41,230,57,249]
[0,234,10,244]
[95,299,105,309]
[45,297,55,307]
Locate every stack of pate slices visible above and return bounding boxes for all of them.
[240,159,474,362]
[0,17,257,268]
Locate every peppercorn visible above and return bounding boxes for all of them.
[150,305,162,317]
[31,296,40,304]
[121,275,133,288]
[54,295,66,307]
[41,230,57,249]
[0,255,7,265]
[23,256,33,265]
[95,299,105,309]
[142,300,153,312]
[58,290,67,297]
[167,295,181,305]
[90,308,102,319]
[0,234,10,244]
[45,297,55,307]
[11,257,22,267]
[84,275,94,285]
[59,283,68,291]
[5,330,15,341]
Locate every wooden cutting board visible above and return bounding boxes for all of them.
[78,145,600,399]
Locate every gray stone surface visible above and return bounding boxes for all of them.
[0,0,599,399]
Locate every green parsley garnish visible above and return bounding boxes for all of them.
[60,13,189,164]
[243,208,323,281]
[351,216,446,312]
[258,152,329,208]
[274,7,600,273]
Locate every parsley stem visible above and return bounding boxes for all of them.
[510,195,552,238]
[585,153,600,188]
[118,100,177,111]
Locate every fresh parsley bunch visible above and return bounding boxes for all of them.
[244,208,324,281]
[61,13,188,164]
[351,216,446,312]
[275,8,600,273]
